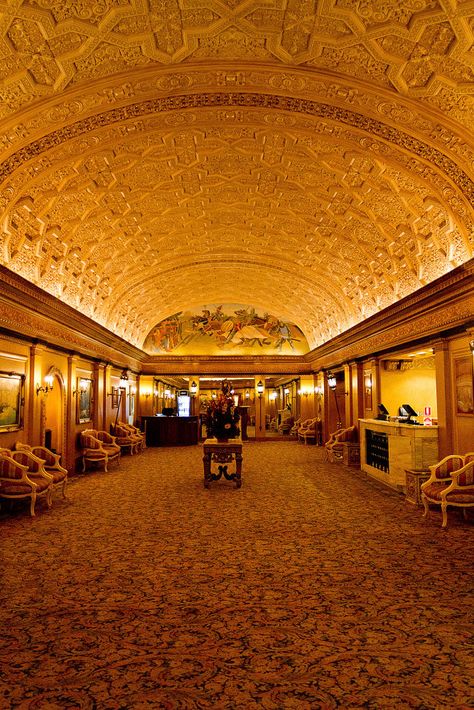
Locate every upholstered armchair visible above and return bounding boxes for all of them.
[0,453,53,517]
[298,418,321,445]
[94,430,121,458]
[117,421,145,451]
[2,450,54,515]
[80,430,120,472]
[289,418,302,437]
[110,423,140,455]
[15,442,69,500]
[296,418,314,442]
[278,412,294,435]
[421,454,470,527]
[325,426,357,462]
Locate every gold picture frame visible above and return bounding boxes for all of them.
[0,371,25,431]
[77,378,93,423]
[454,357,473,415]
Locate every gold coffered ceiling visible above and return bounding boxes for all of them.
[0,1,473,350]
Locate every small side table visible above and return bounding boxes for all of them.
[343,442,360,467]
[203,438,243,489]
[405,469,430,505]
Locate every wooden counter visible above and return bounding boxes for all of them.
[359,419,439,492]
[141,415,199,446]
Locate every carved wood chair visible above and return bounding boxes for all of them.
[325,426,357,462]
[298,418,321,445]
[15,442,69,500]
[422,454,474,528]
[0,452,53,516]
[80,430,120,472]
[111,423,140,455]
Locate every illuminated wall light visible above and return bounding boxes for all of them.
[36,374,54,396]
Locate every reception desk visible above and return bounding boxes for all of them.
[142,415,199,447]
[359,419,439,492]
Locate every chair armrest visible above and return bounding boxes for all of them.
[445,460,474,488]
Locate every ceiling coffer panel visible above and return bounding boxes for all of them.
[0,2,473,351]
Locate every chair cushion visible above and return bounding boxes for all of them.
[47,470,67,484]
[423,482,449,501]
[83,451,106,460]
[445,488,474,502]
[1,477,50,494]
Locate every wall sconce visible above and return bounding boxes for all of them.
[314,384,323,417]
[119,369,129,388]
[190,380,197,397]
[269,390,278,401]
[143,389,152,399]
[36,374,54,396]
[245,390,250,400]
[73,378,89,396]
[211,390,217,399]
[327,372,342,428]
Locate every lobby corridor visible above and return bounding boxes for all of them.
[1,443,472,709]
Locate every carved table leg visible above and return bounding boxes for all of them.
[203,451,211,488]
[235,450,243,488]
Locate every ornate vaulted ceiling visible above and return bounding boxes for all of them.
[0,1,473,352]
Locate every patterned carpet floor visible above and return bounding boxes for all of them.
[0,442,473,709]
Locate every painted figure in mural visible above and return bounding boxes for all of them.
[150,313,183,352]
[145,304,306,354]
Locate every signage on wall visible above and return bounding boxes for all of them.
[423,406,432,426]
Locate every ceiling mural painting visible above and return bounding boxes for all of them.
[143,305,309,356]
[0,1,473,353]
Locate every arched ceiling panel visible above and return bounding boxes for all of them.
[0,2,473,352]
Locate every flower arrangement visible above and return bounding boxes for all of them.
[206,379,240,440]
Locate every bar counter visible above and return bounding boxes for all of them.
[359,418,439,492]
[142,415,199,447]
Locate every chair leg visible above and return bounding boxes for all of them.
[441,502,448,528]
[30,491,37,517]
[422,494,429,518]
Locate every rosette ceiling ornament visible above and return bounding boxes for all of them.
[0,1,472,351]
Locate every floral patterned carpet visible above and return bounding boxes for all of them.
[0,442,473,709]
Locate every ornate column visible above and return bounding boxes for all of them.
[432,338,453,459]
[27,343,45,445]
[93,361,106,430]
[349,361,364,425]
[65,353,78,473]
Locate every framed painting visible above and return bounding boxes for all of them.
[0,371,25,431]
[77,378,93,423]
[454,357,473,415]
